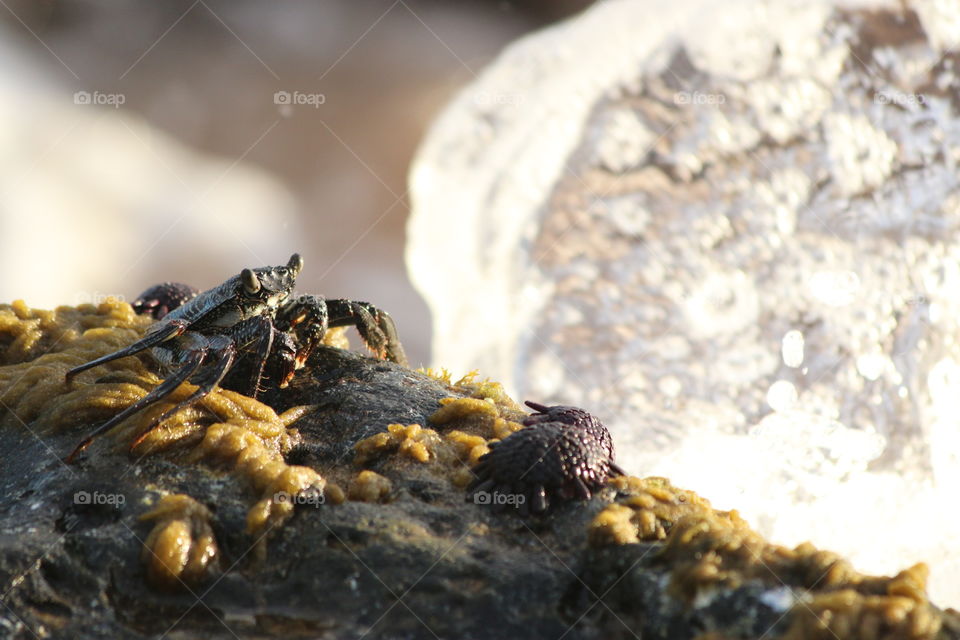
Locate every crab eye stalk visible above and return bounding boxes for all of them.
[241,268,261,295]
[287,253,304,276]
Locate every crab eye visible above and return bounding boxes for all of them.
[287,253,304,275]
[241,269,261,295]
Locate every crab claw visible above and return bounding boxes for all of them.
[287,253,304,275]
[278,354,298,388]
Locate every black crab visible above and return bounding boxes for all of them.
[65,253,407,462]
[467,401,625,516]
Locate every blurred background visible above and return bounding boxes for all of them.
[0,0,593,366]
[4,0,959,613]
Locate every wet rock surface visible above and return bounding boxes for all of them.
[259,347,456,465]
[1,302,959,639]
[0,334,524,638]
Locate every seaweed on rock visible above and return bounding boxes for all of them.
[0,300,956,639]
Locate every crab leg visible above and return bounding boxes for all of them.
[245,316,275,399]
[65,336,207,463]
[327,299,408,366]
[276,294,328,366]
[129,335,236,451]
[65,319,189,383]
[372,310,407,367]
[219,314,276,398]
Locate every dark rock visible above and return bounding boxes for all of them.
[0,318,960,639]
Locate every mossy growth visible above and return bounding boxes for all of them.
[0,300,345,584]
[353,423,445,466]
[590,476,947,640]
[424,368,528,433]
[350,422,479,490]
[347,371,529,489]
[139,494,218,590]
[589,476,711,545]
[347,469,393,503]
[419,373,527,487]
[2,300,955,639]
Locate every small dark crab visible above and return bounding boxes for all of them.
[467,401,624,516]
[131,282,200,320]
[65,253,407,462]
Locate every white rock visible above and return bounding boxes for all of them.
[408,0,960,607]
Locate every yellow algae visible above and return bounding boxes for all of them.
[353,423,445,465]
[0,299,150,366]
[491,417,523,440]
[0,302,331,548]
[426,363,529,437]
[429,397,526,439]
[0,302,304,463]
[444,430,490,465]
[887,564,930,601]
[591,476,945,640]
[350,420,499,488]
[589,476,711,545]
[189,420,325,537]
[450,466,476,488]
[421,389,540,487]
[417,366,455,385]
[431,397,499,423]
[462,388,524,425]
[278,405,315,427]
[425,367,526,436]
[590,503,642,545]
[348,470,393,502]
[417,368,493,390]
[139,494,218,590]
[242,462,326,537]
[463,379,515,405]
[324,482,346,505]
[4,299,951,637]
[783,580,941,639]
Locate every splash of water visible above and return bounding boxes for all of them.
[615,368,960,608]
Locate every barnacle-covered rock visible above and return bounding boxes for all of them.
[6,4,960,636]
[0,300,958,639]
[575,478,949,639]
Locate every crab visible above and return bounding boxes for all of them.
[466,401,624,516]
[64,253,407,462]
[131,282,200,320]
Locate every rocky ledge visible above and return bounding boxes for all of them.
[0,300,957,639]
